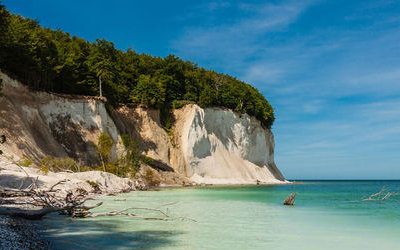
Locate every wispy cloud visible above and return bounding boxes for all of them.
[172,0,313,69]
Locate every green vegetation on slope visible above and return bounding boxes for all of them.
[0,3,274,128]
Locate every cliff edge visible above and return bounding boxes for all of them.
[0,74,286,184]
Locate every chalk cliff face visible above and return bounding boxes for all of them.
[172,105,285,184]
[0,74,122,166]
[0,74,285,184]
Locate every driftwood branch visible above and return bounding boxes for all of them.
[1,173,195,222]
[362,188,400,201]
[79,202,103,210]
[85,207,197,222]
[86,207,169,219]
[283,193,296,206]
[48,179,69,192]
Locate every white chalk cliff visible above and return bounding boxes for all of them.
[0,74,286,184]
[173,105,285,184]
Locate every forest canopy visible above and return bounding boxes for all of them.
[0,3,275,128]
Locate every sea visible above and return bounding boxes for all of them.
[40,180,400,250]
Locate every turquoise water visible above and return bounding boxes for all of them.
[41,181,400,249]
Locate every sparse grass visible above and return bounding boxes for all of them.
[18,157,33,168]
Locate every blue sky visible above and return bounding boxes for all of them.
[4,0,400,179]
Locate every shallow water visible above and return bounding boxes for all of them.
[41,181,400,249]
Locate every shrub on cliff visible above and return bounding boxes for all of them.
[119,134,141,176]
[39,155,80,174]
[94,132,141,177]
[96,132,115,173]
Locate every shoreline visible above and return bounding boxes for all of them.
[158,181,291,190]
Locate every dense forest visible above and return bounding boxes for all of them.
[0,3,274,128]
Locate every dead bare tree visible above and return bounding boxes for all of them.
[283,193,296,205]
[0,175,195,222]
[1,180,90,219]
[363,188,400,201]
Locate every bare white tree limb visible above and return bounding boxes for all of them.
[362,187,400,201]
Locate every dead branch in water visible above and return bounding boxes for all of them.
[283,193,296,206]
[85,207,197,222]
[363,188,400,201]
